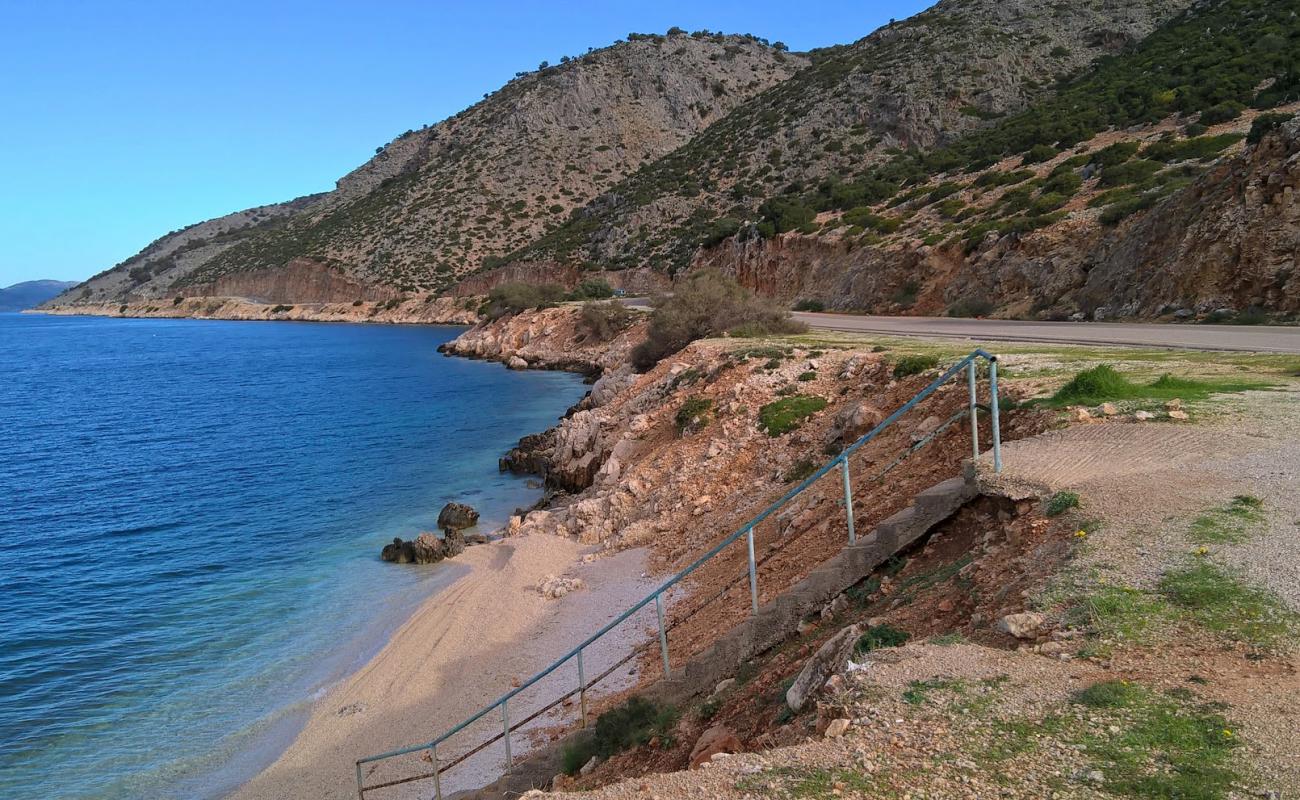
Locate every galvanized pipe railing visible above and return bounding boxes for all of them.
[355,348,1003,798]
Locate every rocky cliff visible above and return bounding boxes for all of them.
[512,0,1191,272]
[51,33,803,309]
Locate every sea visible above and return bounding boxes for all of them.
[0,313,587,799]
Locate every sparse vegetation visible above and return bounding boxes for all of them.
[1046,491,1080,517]
[482,282,566,319]
[579,300,635,341]
[1159,561,1296,650]
[675,396,713,434]
[892,354,939,378]
[561,697,678,775]
[632,270,806,370]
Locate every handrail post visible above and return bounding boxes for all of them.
[745,526,758,615]
[431,743,442,800]
[989,357,1003,473]
[355,762,363,800]
[967,360,979,459]
[655,593,670,677]
[577,648,587,728]
[502,699,511,770]
[840,457,856,544]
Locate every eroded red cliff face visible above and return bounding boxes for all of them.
[698,121,1300,320]
[191,258,400,305]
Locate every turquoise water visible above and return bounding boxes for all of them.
[0,313,587,799]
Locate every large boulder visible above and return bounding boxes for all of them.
[786,624,862,713]
[826,402,884,446]
[409,532,447,564]
[437,502,480,531]
[688,724,743,768]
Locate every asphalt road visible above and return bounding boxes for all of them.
[791,312,1300,354]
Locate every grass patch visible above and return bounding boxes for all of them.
[1046,490,1080,517]
[902,677,965,705]
[736,766,874,797]
[1073,679,1149,708]
[796,370,817,382]
[1075,681,1241,799]
[1045,364,1265,407]
[1159,561,1296,650]
[929,632,967,646]
[1188,495,1264,544]
[675,396,712,434]
[892,354,940,378]
[758,395,827,436]
[783,459,817,483]
[561,697,678,775]
[1076,584,1171,646]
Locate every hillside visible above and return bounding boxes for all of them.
[509,0,1193,272]
[538,0,1300,322]
[0,280,77,311]
[54,32,803,306]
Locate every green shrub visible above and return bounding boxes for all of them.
[675,396,713,434]
[483,282,566,319]
[632,270,806,370]
[797,370,817,382]
[580,300,635,341]
[758,395,827,436]
[1046,491,1080,517]
[1091,141,1142,168]
[1098,159,1163,187]
[892,354,939,378]
[793,299,825,312]
[568,278,615,300]
[855,624,910,654]
[784,459,817,483]
[172,296,183,305]
[1021,143,1058,164]
[1047,364,1265,406]
[1142,133,1243,162]
[1198,100,1245,126]
[270,304,293,314]
[1247,112,1294,144]
[1041,169,1083,195]
[561,697,678,775]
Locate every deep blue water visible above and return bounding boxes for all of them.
[0,313,586,799]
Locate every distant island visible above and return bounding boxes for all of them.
[0,280,77,312]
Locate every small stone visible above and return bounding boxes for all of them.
[825,718,851,738]
[1099,402,1118,416]
[1133,410,1155,421]
[1070,407,1092,422]
[1168,409,1190,420]
[996,612,1045,640]
[507,355,528,370]
[579,755,598,775]
[1165,398,1183,411]
[712,678,736,697]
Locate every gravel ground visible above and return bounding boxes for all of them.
[529,384,1300,800]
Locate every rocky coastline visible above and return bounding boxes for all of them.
[36,294,480,325]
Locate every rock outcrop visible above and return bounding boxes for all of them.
[437,502,480,532]
[785,624,862,713]
[380,529,475,565]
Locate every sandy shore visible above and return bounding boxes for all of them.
[227,533,655,800]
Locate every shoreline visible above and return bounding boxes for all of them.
[224,533,655,800]
[33,295,482,326]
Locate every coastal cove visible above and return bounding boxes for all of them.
[0,313,588,800]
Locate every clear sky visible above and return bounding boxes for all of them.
[0,0,928,286]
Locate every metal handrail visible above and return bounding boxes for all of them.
[356,349,1003,798]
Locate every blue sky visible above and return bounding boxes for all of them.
[0,1,928,286]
